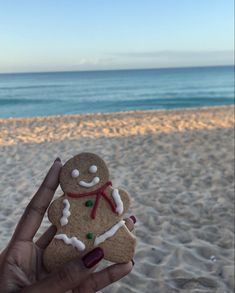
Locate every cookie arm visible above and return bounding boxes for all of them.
[47,196,65,226]
[99,224,136,263]
[111,188,130,216]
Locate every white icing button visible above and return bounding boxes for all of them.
[89,165,98,174]
[71,169,79,178]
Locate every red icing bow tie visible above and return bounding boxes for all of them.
[66,181,117,219]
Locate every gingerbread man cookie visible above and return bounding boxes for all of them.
[43,152,136,271]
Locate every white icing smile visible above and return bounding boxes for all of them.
[79,176,100,188]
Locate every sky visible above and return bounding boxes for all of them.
[0,0,234,73]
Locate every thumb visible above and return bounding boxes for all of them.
[22,247,104,293]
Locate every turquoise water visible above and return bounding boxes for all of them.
[0,66,234,118]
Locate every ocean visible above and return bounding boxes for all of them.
[0,65,234,118]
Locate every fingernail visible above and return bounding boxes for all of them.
[131,259,135,266]
[54,157,61,163]
[130,215,137,224]
[82,247,104,268]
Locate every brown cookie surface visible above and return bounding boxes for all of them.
[60,153,109,194]
[43,152,136,271]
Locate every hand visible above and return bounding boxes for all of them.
[0,159,136,292]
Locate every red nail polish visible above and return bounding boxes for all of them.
[130,215,137,224]
[82,247,104,268]
[54,157,61,163]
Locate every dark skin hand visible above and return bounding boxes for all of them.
[0,159,135,293]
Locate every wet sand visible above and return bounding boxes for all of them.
[0,106,234,292]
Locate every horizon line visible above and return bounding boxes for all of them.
[0,63,234,75]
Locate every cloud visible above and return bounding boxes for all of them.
[107,50,234,68]
[0,50,233,74]
[76,57,116,67]
[114,50,234,60]
[78,58,99,65]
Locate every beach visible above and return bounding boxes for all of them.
[0,105,234,292]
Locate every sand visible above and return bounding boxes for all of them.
[0,106,234,293]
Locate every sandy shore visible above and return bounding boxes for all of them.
[0,106,234,292]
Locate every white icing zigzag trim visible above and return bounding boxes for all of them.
[94,220,125,246]
[55,234,86,251]
[112,189,124,215]
[60,199,71,226]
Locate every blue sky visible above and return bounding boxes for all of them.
[0,0,234,73]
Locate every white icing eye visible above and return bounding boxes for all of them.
[89,165,97,174]
[71,169,79,178]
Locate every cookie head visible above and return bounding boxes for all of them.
[60,153,110,194]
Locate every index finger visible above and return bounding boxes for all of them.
[78,262,133,292]
[11,158,62,243]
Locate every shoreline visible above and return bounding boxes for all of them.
[0,104,234,121]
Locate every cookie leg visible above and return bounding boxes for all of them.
[43,238,83,272]
[100,225,136,263]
